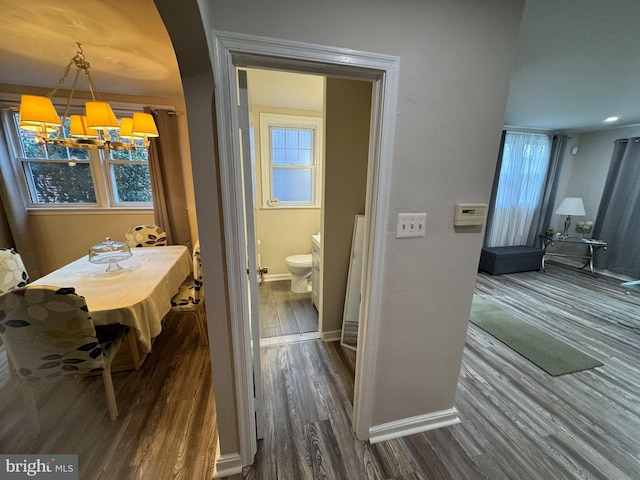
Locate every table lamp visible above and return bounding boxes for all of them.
[555,197,585,237]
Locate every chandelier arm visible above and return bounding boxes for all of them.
[84,71,101,102]
[19,42,157,153]
[54,69,82,139]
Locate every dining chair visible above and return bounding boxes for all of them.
[0,285,129,435]
[0,248,29,293]
[169,240,208,345]
[124,224,168,248]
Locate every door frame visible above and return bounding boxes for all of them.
[212,30,400,464]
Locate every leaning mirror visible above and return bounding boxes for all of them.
[341,215,365,351]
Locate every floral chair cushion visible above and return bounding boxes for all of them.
[124,225,168,248]
[0,248,29,293]
[0,286,111,381]
[170,240,203,309]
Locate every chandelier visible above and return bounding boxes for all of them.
[18,43,158,151]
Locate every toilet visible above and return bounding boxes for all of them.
[284,254,313,293]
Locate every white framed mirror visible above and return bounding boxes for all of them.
[341,214,365,351]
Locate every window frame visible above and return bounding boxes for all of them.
[259,112,323,209]
[3,104,154,211]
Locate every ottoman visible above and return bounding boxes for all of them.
[479,245,543,275]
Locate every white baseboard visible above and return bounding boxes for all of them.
[263,273,291,282]
[322,329,342,342]
[214,453,243,478]
[369,408,460,444]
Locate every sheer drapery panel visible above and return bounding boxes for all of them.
[485,132,552,247]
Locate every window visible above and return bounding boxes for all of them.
[260,113,322,208]
[7,111,153,209]
[486,132,552,247]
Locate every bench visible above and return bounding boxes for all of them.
[479,245,544,275]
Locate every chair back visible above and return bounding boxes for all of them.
[0,248,29,293]
[0,286,106,381]
[125,224,168,248]
[192,240,203,303]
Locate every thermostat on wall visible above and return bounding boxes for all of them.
[454,203,487,226]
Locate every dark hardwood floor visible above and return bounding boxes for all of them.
[2,263,638,479]
[259,280,318,339]
[0,313,217,480]
[236,260,640,479]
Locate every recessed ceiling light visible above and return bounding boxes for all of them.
[604,116,619,122]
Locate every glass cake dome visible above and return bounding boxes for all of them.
[89,237,132,272]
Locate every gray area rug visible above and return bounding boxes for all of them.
[470,295,603,376]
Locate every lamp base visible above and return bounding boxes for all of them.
[562,215,572,237]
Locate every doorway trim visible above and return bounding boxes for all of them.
[212,30,400,466]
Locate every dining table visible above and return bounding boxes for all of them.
[30,246,191,357]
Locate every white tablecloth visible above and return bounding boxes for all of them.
[31,246,191,352]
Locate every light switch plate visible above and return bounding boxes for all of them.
[396,213,426,238]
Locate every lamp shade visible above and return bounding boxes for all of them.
[18,94,61,132]
[119,117,134,139]
[70,115,100,138]
[85,101,119,129]
[131,112,159,138]
[555,197,585,216]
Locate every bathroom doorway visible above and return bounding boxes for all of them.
[213,32,400,459]
[243,68,324,345]
[244,68,372,349]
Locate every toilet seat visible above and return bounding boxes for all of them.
[285,254,312,267]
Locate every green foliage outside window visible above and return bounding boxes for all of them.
[25,162,96,204]
[111,164,153,202]
[13,113,153,207]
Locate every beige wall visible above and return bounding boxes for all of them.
[322,78,371,334]
[159,0,525,463]
[0,84,198,275]
[250,105,323,276]
[560,124,640,228]
[29,212,154,275]
[204,0,524,433]
[255,209,321,275]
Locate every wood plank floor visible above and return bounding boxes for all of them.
[2,262,638,479]
[259,280,318,339]
[235,260,640,479]
[0,313,217,480]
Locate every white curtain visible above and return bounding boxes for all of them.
[486,132,552,247]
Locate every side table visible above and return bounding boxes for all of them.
[539,235,607,276]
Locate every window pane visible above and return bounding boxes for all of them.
[66,147,90,160]
[272,148,286,165]
[17,124,90,161]
[272,129,285,148]
[111,164,153,202]
[110,141,149,161]
[23,162,96,204]
[46,143,72,160]
[272,167,312,203]
[299,130,311,149]
[18,129,48,159]
[299,149,311,166]
[111,149,133,161]
[285,130,298,148]
[285,149,299,164]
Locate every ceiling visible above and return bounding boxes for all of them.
[1,0,639,133]
[505,0,640,132]
[0,0,183,99]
